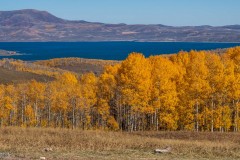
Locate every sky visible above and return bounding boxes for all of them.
[0,0,239,26]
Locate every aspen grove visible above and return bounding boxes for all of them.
[0,47,239,132]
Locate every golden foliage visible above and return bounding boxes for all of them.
[0,47,239,131]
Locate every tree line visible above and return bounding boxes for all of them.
[0,47,239,132]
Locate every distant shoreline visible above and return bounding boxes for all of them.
[0,49,22,56]
[0,41,240,43]
[0,42,239,61]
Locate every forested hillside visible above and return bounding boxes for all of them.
[0,47,239,132]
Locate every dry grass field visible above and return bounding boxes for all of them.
[0,68,54,84]
[0,127,239,160]
[34,58,120,75]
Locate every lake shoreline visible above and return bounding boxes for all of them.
[0,42,239,61]
[0,49,22,56]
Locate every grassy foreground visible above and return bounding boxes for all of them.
[0,128,239,159]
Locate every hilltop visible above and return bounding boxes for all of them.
[0,9,240,42]
[0,57,119,84]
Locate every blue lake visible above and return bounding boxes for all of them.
[0,42,240,61]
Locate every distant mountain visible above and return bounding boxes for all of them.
[0,9,240,42]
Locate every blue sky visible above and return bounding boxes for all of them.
[0,0,239,26]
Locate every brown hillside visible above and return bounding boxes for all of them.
[0,67,54,84]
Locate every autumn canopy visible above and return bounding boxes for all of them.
[0,47,239,132]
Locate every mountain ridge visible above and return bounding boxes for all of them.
[0,9,240,42]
